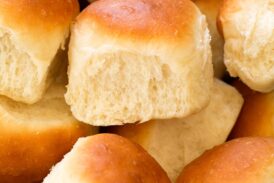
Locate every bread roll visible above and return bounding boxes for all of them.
[66,0,213,126]
[230,80,274,138]
[43,134,171,183]
[193,0,225,78]
[0,0,79,104]
[218,0,274,92]
[177,137,274,183]
[107,79,243,182]
[0,81,97,183]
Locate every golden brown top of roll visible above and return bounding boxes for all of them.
[0,0,79,62]
[0,0,78,27]
[177,137,274,183]
[44,134,171,183]
[77,0,202,42]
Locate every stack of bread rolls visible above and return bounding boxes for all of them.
[0,0,98,182]
[0,0,273,182]
[107,79,243,181]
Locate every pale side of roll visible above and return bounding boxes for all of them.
[65,0,213,126]
[0,80,97,183]
[43,134,171,183]
[108,79,243,182]
[218,0,274,92]
[0,0,79,104]
[177,137,274,183]
[193,0,226,78]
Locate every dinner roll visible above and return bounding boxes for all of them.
[0,0,79,104]
[177,137,274,183]
[66,0,213,126]
[230,80,274,138]
[107,79,243,182]
[43,134,171,183]
[218,0,274,92]
[193,0,225,78]
[0,80,97,183]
